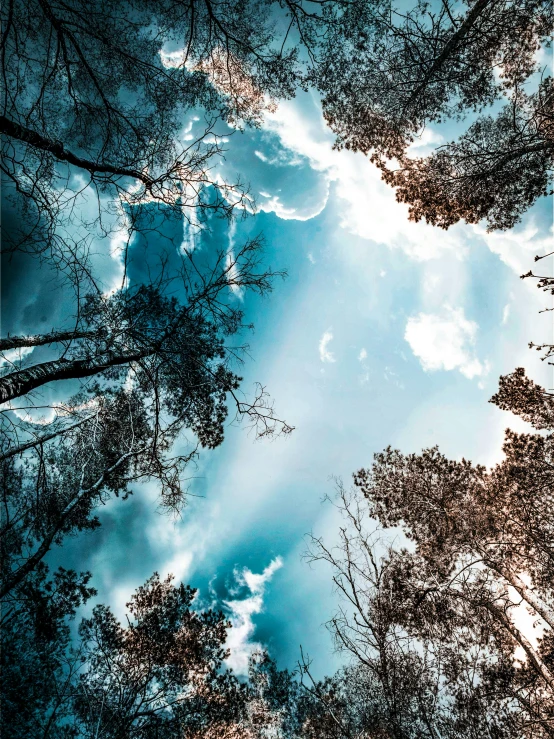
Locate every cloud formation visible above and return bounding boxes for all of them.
[261,96,467,260]
[224,557,283,674]
[405,307,489,380]
[0,346,34,368]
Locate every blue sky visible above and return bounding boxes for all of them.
[3,88,553,678]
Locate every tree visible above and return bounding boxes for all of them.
[308,366,554,736]
[313,0,553,230]
[74,573,247,739]
[381,80,554,230]
[306,485,528,738]
[0,240,292,601]
[2,7,301,719]
[2,571,254,738]
[1,0,309,264]
[1,561,95,739]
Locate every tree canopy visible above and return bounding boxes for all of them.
[2,0,554,736]
[299,366,554,737]
[313,0,553,230]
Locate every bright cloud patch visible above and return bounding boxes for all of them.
[319,330,336,363]
[224,557,283,674]
[405,307,489,379]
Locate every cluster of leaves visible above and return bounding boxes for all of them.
[2,569,252,738]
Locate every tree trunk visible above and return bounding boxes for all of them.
[405,0,495,111]
[0,415,94,462]
[484,600,554,691]
[491,562,554,632]
[0,115,152,185]
[0,349,151,404]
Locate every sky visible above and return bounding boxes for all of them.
[2,88,553,679]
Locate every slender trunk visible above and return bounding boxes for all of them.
[0,448,143,598]
[0,328,97,351]
[0,348,151,405]
[484,600,554,691]
[405,0,495,111]
[487,560,554,632]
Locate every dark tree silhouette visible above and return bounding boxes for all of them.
[1,0,310,262]
[0,241,292,601]
[2,572,252,738]
[1,562,95,739]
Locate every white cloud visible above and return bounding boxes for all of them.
[502,304,511,325]
[159,48,188,69]
[259,96,551,278]
[319,330,336,363]
[261,96,467,260]
[226,220,245,300]
[407,126,444,153]
[384,365,405,389]
[358,348,367,362]
[405,307,489,380]
[257,193,300,220]
[224,557,283,674]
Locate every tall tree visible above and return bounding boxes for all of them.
[0,241,292,600]
[1,560,95,739]
[310,367,554,736]
[73,573,248,739]
[2,571,254,738]
[313,0,553,230]
[306,485,529,738]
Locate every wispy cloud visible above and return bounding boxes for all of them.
[226,219,244,300]
[224,557,283,674]
[319,330,336,363]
